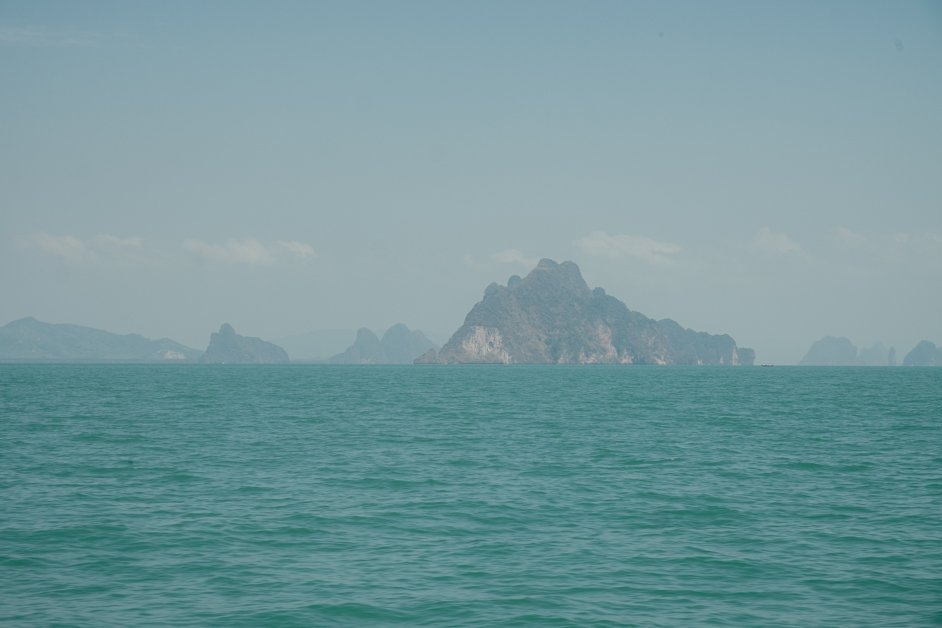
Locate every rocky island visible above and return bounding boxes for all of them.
[799,337,898,366]
[418,259,754,365]
[330,323,437,364]
[199,323,289,364]
[902,340,942,366]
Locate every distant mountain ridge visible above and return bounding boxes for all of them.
[330,324,437,364]
[0,317,200,362]
[420,259,754,365]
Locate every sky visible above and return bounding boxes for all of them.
[2,1,941,364]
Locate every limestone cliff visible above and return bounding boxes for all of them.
[427,259,754,365]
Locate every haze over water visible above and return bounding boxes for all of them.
[2,2,941,363]
[3,364,940,625]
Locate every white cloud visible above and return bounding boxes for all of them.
[751,227,803,255]
[26,233,316,267]
[182,238,315,264]
[25,233,93,262]
[23,232,149,263]
[276,240,316,259]
[490,248,539,268]
[891,233,911,247]
[94,234,144,249]
[574,230,681,266]
[184,238,275,265]
[835,227,867,246]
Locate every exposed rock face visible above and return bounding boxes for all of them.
[427,259,754,365]
[199,323,289,364]
[799,336,859,366]
[0,317,200,361]
[330,324,437,364]
[902,340,942,366]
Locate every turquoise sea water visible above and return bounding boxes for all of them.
[1,364,941,626]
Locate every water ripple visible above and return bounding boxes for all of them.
[1,364,941,626]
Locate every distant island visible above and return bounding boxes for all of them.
[418,259,754,365]
[273,329,357,362]
[0,317,290,364]
[799,337,897,366]
[902,340,942,366]
[0,317,201,362]
[798,336,942,366]
[5,264,939,366]
[200,323,290,364]
[330,324,437,364]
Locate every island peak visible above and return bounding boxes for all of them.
[425,259,753,365]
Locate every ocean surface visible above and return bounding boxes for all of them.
[1,364,940,626]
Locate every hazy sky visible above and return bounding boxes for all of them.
[2,1,941,363]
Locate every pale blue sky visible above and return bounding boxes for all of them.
[2,1,941,362]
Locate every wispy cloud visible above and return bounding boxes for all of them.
[23,232,148,263]
[835,227,867,246]
[183,238,317,265]
[276,240,316,259]
[25,233,317,267]
[750,227,804,255]
[184,238,275,265]
[490,248,539,269]
[891,233,911,247]
[94,234,144,249]
[574,230,681,266]
[24,233,94,262]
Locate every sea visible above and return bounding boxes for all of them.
[1,364,940,626]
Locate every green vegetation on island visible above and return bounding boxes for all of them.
[421,259,754,365]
